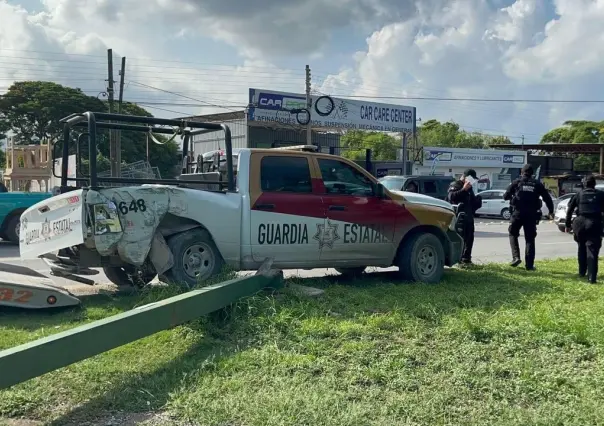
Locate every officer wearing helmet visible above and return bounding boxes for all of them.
[503,164,554,270]
[565,175,604,283]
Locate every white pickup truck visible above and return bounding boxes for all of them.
[19,146,463,287]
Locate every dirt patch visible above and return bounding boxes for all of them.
[0,412,183,426]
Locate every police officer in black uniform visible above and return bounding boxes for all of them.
[504,164,554,270]
[565,175,604,283]
[447,169,480,265]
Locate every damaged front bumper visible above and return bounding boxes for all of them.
[19,186,183,284]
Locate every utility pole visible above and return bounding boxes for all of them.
[107,49,117,177]
[305,65,312,145]
[115,56,126,177]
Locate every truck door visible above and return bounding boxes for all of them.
[249,153,325,267]
[315,157,400,264]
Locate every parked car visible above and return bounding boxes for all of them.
[554,197,573,232]
[0,183,52,243]
[554,185,604,232]
[474,190,511,219]
[378,175,454,200]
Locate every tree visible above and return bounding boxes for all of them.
[540,120,603,144]
[0,81,105,145]
[540,120,604,173]
[485,135,513,146]
[340,130,400,161]
[339,120,516,163]
[0,81,180,178]
[417,119,507,149]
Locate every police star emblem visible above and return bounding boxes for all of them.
[41,218,51,239]
[313,219,340,249]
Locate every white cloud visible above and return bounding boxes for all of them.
[0,0,304,120]
[1,0,603,145]
[315,0,604,140]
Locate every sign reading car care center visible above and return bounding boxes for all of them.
[248,88,416,133]
[422,146,527,168]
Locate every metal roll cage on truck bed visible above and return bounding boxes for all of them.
[55,111,236,191]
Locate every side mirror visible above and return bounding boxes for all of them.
[376,182,385,198]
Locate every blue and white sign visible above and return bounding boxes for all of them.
[248,88,416,133]
[422,146,527,168]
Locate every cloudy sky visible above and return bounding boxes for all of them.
[1,0,602,145]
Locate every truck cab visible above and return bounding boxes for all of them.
[19,113,463,288]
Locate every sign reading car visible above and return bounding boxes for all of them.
[248,88,416,133]
[257,92,307,110]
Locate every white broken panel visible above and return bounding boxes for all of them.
[88,185,193,267]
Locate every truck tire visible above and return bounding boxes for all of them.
[5,214,20,244]
[396,232,445,284]
[335,267,366,278]
[164,228,224,289]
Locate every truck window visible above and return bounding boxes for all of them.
[318,158,374,196]
[260,156,312,193]
[423,180,437,195]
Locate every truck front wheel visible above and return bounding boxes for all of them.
[164,228,224,289]
[396,232,445,284]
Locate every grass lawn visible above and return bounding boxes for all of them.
[2,258,604,425]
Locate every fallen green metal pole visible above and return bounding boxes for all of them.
[0,271,283,390]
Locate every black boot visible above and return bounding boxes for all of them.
[509,235,521,267]
[525,239,536,270]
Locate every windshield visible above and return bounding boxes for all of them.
[380,178,405,191]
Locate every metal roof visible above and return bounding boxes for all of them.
[490,143,604,153]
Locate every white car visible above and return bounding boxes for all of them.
[554,186,604,232]
[475,190,511,220]
[554,197,573,232]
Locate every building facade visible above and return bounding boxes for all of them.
[184,111,343,156]
[416,146,528,191]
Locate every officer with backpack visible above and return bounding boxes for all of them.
[447,169,482,265]
[503,164,554,270]
[565,175,604,283]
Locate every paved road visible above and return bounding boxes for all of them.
[0,219,577,287]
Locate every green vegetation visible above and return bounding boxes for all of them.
[0,81,180,178]
[340,120,512,161]
[540,120,604,172]
[2,258,604,425]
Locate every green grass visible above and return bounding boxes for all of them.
[2,259,604,425]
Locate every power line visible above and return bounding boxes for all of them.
[322,94,604,104]
[1,50,600,103]
[0,54,304,74]
[127,80,243,113]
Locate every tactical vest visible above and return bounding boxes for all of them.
[578,189,601,216]
[513,178,539,213]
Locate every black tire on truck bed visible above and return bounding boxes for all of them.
[163,227,224,289]
[103,266,155,287]
[396,232,445,284]
[5,214,20,244]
